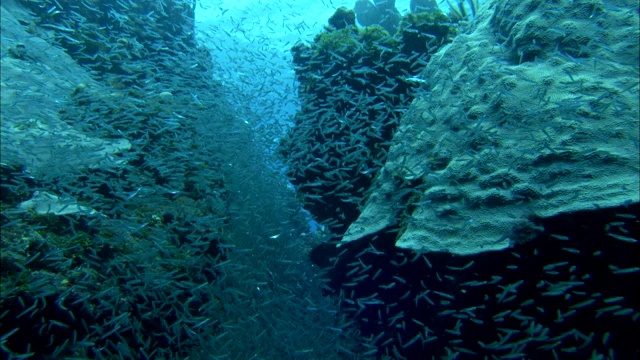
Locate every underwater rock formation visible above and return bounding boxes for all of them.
[0,4,131,178]
[354,0,380,27]
[280,9,456,235]
[343,0,639,254]
[410,0,438,13]
[354,0,402,34]
[328,6,357,30]
[19,191,97,216]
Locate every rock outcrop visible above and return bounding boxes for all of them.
[280,10,457,235]
[343,0,639,254]
[1,2,130,178]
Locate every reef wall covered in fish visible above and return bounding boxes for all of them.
[314,203,639,358]
[0,0,235,357]
[279,6,457,235]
